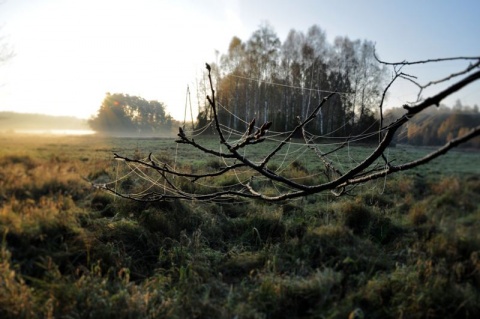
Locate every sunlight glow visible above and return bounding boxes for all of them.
[0,0,479,122]
[0,0,246,120]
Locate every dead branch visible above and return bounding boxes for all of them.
[374,53,480,103]
[373,53,480,66]
[97,57,480,202]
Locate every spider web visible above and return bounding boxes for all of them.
[94,76,421,203]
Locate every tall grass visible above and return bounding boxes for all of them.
[0,134,479,318]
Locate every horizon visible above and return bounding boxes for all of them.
[1,0,479,121]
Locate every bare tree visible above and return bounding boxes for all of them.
[98,56,480,202]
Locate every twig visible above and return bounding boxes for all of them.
[101,59,480,202]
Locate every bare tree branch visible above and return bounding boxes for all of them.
[338,125,480,187]
[97,57,480,202]
[374,51,480,103]
[373,53,480,66]
[260,92,335,169]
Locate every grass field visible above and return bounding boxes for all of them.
[0,133,479,318]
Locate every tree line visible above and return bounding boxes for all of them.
[88,93,173,136]
[198,23,387,138]
[388,102,480,148]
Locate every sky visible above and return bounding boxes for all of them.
[0,0,479,121]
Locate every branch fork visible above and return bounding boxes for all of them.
[98,56,480,202]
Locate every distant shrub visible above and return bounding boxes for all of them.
[409,202,429,225]
[431,176,461,195]
[289,160,308,172]
[338,201,372,234]
[205,158,223,170]
[0,154,38,170]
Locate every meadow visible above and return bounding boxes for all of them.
[0,133,479,318]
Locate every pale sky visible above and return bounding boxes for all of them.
[0,0,479,121]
